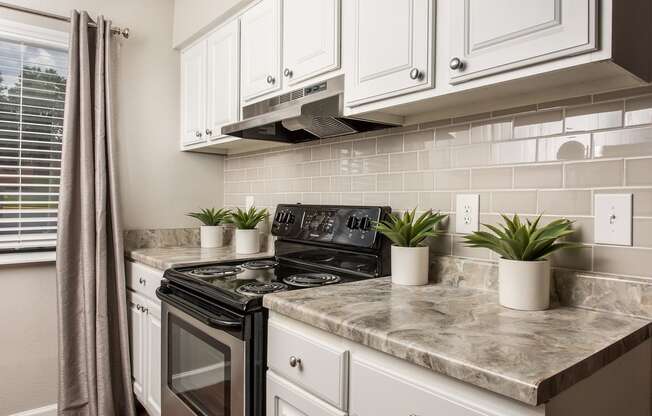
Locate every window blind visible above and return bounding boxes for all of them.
[0,37,67,251]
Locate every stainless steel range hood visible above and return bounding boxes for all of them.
[221,76,400,143]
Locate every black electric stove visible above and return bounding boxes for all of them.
[156,204,391,416]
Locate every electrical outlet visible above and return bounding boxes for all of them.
[456,194,479,234]
[594,193,632,246]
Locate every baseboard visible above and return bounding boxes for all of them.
[10,404,57,416]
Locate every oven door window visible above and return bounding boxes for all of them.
[168,314,232,416]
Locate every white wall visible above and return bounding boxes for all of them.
[172,0,253,48]
[0,0,224,413]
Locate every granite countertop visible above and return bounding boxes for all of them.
[263,277,652,406]
[126,246,273,270]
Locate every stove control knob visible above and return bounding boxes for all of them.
[359,216,371,231]
[346,216,359,230]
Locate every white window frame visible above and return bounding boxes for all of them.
[0,18,68,265]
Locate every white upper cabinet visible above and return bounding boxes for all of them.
[180,41,207,146]
[241,0,282,101]
[282,0,340,86]
[206,19,240,140]
[448,0,597,84]
[345,0,434,107]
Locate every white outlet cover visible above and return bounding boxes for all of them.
[455,194,480,234]
[594,193,632,246]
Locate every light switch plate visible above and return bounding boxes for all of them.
[594,193,632,246]
[456,194,479,234]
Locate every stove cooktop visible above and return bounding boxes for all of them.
[162,257,370,312]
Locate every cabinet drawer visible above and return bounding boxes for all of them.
[125,261,163,301]
[350,359,484,416]
[267,320,348,410]
[267,371,345,416]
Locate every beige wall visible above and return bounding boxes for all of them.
[0,0,224,413]
[0,263,57,415]
[172,0,253,48]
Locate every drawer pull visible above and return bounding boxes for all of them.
[139,277,146,285]
[289,356,302,368]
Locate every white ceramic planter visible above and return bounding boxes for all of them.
[498,258,551,311]
[200,225,224,248]
[390,245,429,286]
[235,229,260,254]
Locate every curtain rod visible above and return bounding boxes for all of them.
[0,1,130,38]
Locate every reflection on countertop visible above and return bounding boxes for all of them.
[126,246,273,270]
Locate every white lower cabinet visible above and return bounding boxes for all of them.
[267,371,346,416]
[350,359,484,416]
[126,261,163,416]
[144,301,162,416]
[127,290,146,402]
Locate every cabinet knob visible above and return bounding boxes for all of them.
[195,131,202,138]
[205,129,213,136]
[136,304,142,311]
[139,277,146,285]
[449,57,464,70]
[266,75,275,84]
[283,68,293,77]
[409,68,423,80]
[289,356,302,368]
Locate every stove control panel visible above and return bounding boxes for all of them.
[271,204,390,248]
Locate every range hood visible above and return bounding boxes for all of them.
[221,75,400,143]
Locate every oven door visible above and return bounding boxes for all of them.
[159,289,246,416]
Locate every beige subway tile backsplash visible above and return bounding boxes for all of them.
[626,158,652,186]
[593,126,652,158]
[491,191,537,214]
[377,173,403,191]
[565,160,624,188]
[470,167,513,189]
[625,95,652,126]
[377,134,404,153]
[538,190,592,215]
[513,109,563,138]
[404,130,435,151]
[537,134,590,162]
[565,101,623,132]
[514,164,562,189]
[224,87,652,279]
[389,152,418,172]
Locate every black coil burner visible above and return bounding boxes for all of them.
[283,273,341,287]
[236,281,289,296]
[242,260,279,270]
[187,265,243,279]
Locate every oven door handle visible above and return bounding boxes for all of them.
[156,288,243,330]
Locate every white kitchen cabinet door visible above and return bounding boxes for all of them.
[127,290,146,402]
[448,0,597,84]
[282,0,340,86]
[345,0,433,107]
[267,371,346,416]
[350,359,484,416]
[206,20,240,140]
[240,0,281,101]
[144,301,162,416]
[180,40,207,146]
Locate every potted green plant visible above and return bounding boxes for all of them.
[374,208,448,286]
[464,214,581,311]
[229,206,269,254]
[187,208,231,248]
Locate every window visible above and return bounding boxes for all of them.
[0,23,68,252]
